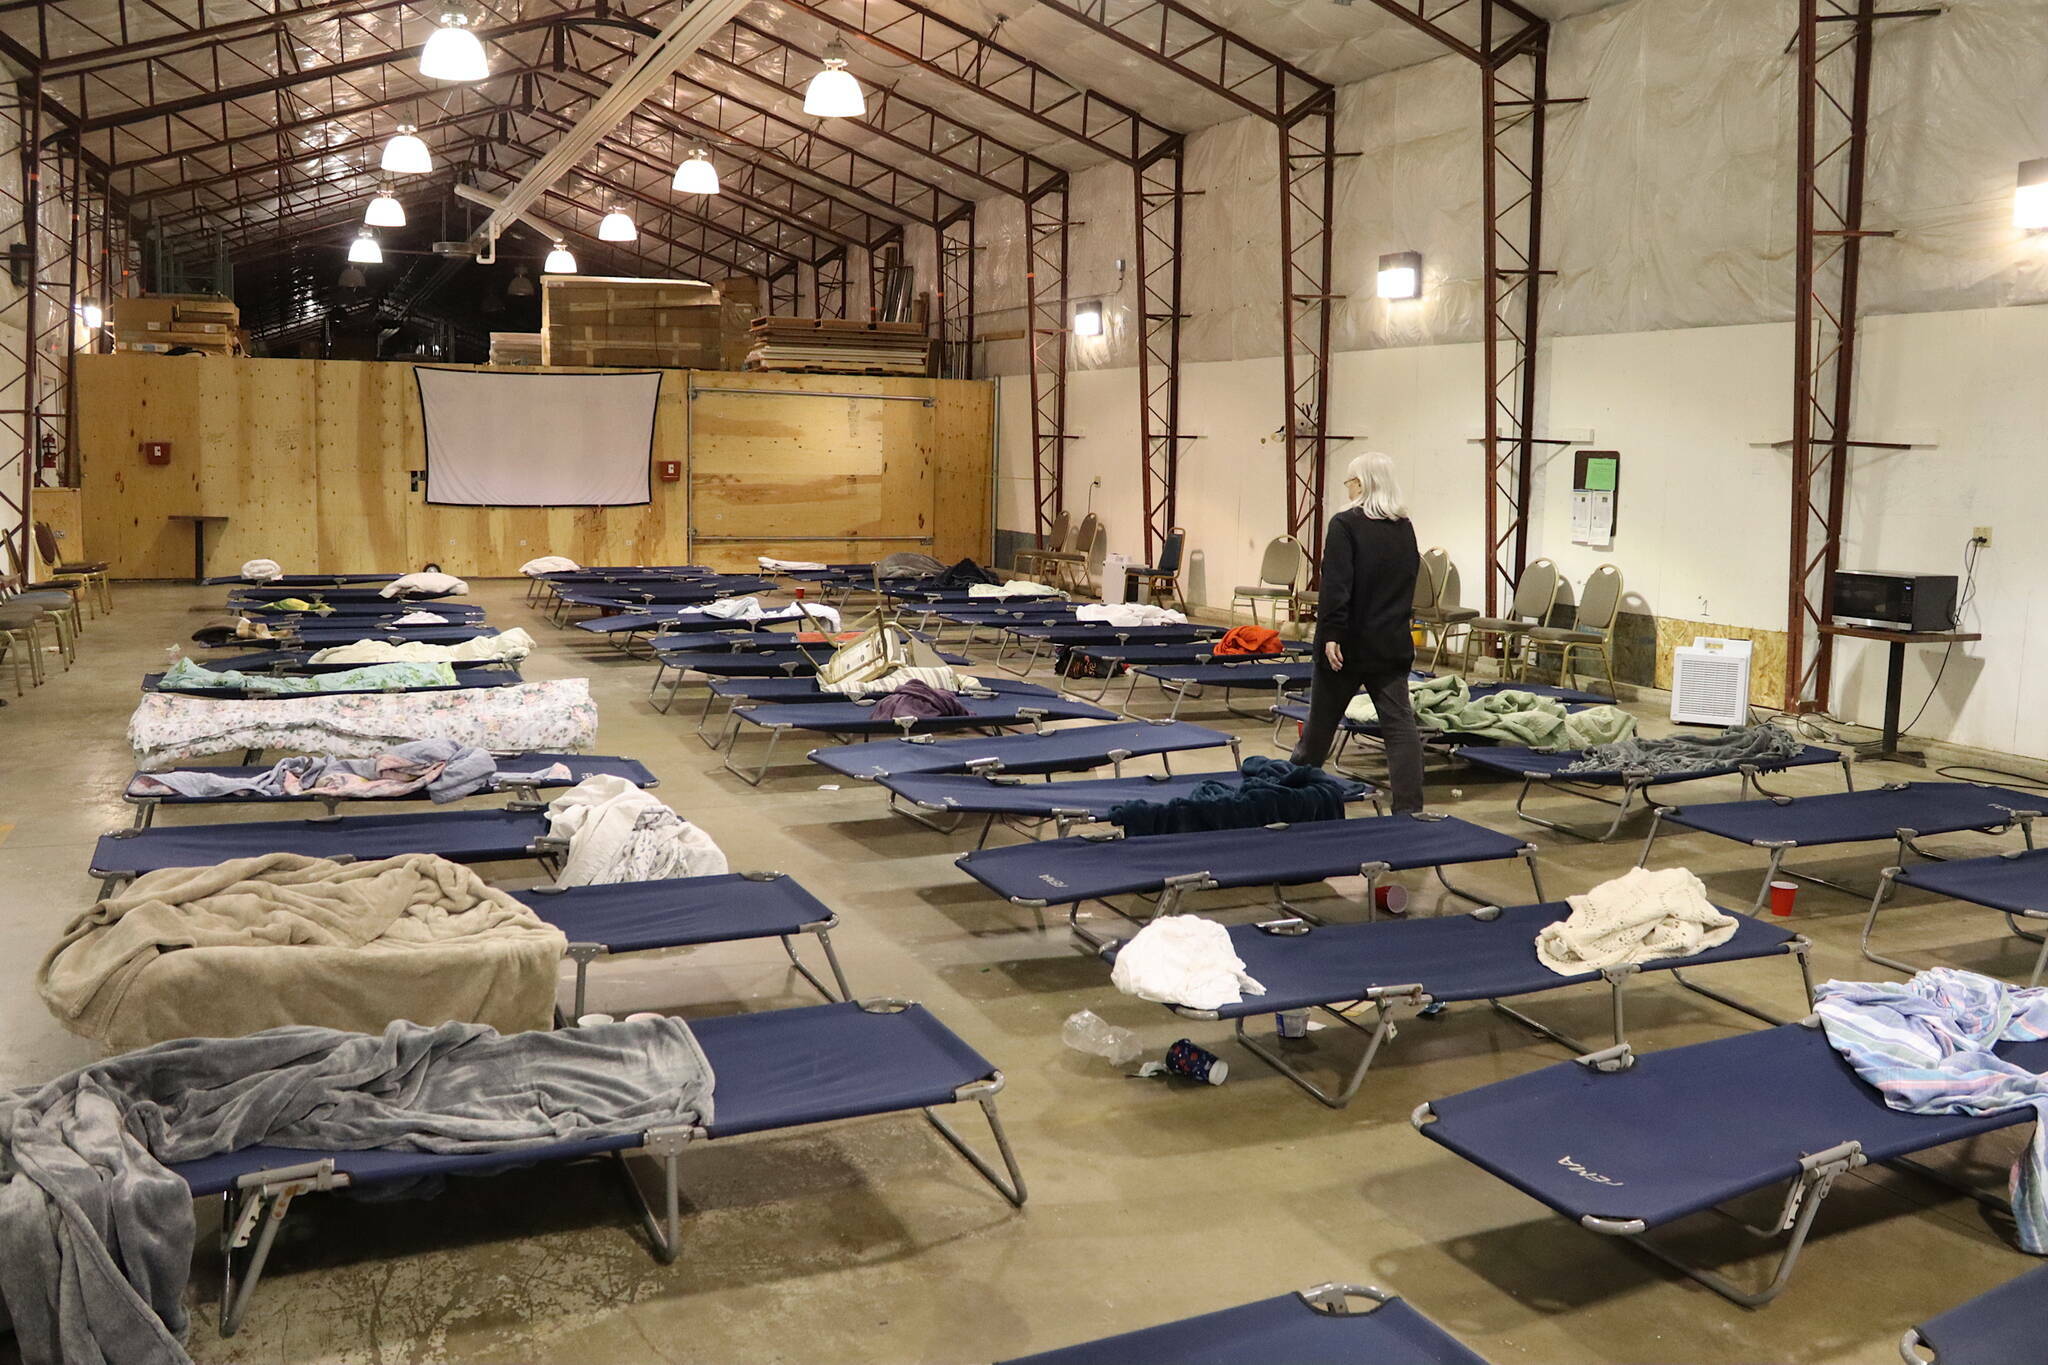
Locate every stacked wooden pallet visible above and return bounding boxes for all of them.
[744,317,932,376]
[112,294,243,356]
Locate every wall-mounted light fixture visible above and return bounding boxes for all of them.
[1072,299,1104,337]
[1376,251,1422,300]
[2016,159,2048,231]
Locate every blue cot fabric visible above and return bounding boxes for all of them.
[810,721,1235,780]
[126,752,653,804]
[1108,756,1366,836]
[1914,1263,2048,1365]
[91,809,549,877]
[1000,1293,1488,1365]
[712,677,1061,704]
[957,814,1523,904]
[738,694,1113,734]
[1815,969,2048,1250]
[1421,1022,2048,1229]
[513,874,833,952]
[204,573,400,586]
[1137,660,1316,690]
[1893,848,2048,915]
[1665,781,2043,847]
[1007,623,1218,645]
[1183,903,1797,1019]
[285,626,498,646]
[883,769,1367,820]
[143,666,510,697]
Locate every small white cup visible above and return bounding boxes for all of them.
[624,1011,667,1023]
[575,1012,615,1028]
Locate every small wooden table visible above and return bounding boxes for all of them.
[166,514,229,585]
[1819,624,1981,765]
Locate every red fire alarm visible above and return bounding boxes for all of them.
[658,460,682,483]
[141,441,171,465]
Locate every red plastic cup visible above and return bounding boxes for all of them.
[1374,885,1409,916]
[1768,880,1798,917]
[794,586,806,599]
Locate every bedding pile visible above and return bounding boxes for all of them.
[238,558,283,581]
[1112,916,1266,1011]
[870,680,971,722]
[546,773,728,886]
[128,677,597,767]
[38,852,568,1049]
[520,555,580,574]
[1344,675,1636,749]
[124,739,552,804]
[0,1016,713,1365]
[158,656,457,695]
[758,556,827,571]
[309,626,536,664]
[968,579,1056,599]
[1075,602,1186,628]
[380,571,469,598]
[1560,723,1802,776]
[1110,757,1366,837]
[1533,867,1736,975]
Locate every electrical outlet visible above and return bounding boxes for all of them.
[1973,526,1993,546]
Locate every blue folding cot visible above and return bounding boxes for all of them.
[1639,780,2041,913]
[692,674,1076,745]
[996,621,1220,675]
[719,692,1118,785]
[1411,1018,2048,1306]
[230,595,485,616]
[512,872,851,1016]
[879,767,1377,844]
[648,639,971,712]
[883,584,1064,605]
[142,666,518,697]
[547,578,775,626]
[522,566,708,605]
[1001,1283,1487,1365]
[1901,1263,2048,1364]
[1124,903,1811,1107]
[176,1000,1024,1337]
[206,573,400,587]
[956,812,1541,946]
[920,602,1079,645]
[90,808,556,895]
[1121,658,1317,720]
[227,585,461,604]
[1866,847,2048,986]
[269,624,501,647]
[1056,641,1305,700]
[207,649,519,674]
[807,719,1240,782]
[1268,681,1606,763]
[1456,741,1853,841]
[120,752,655,827]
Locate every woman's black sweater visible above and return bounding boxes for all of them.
[1311,509,1420,671]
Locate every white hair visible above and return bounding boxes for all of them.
[1345,450,1407,520]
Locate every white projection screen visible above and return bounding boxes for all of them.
[417,367,661,506]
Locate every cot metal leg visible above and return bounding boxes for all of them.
[782,926,852,1001]
[921,1083,1028,1207]
[615,1135,689,1265]
[1668,938,1814,1027]
[1512,775,1641,842]
[720,723,783,786]
[217,1160,345,1337]
[1230,999,1404,1109]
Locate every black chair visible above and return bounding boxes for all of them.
[1123,528,1187,612]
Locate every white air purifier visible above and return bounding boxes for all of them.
[1671,637,1753,727]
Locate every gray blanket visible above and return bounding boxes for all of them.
[1560,722,1804,777]
[0,1017,715,1365]
[126,739,512,804]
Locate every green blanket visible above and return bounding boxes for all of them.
[1345,675,1635,749]
[159,657,459,695]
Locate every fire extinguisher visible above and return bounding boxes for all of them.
[35,432,57,486]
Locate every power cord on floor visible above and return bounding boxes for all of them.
[1934,764,2048,792]
[1892,535,1983,743]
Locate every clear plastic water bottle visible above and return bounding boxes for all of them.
[1061,1010,1143,1067]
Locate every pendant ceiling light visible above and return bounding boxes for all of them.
[381,124,432,174]
[543,242,578,274]
[338,263,368,289]
[419,12,489,82]
[506,264,535,298]
[803,38,866,118]
[598,207,637,242]
[672,148,720,195]
[364,188,406,227]
[347,229,383,264]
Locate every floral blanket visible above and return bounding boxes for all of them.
[129,678,598,769]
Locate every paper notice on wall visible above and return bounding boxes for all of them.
[1572,490,1615,547]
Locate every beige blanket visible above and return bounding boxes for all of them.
[39,853,566,1050]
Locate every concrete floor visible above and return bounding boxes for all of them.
[2,578,2043,1363]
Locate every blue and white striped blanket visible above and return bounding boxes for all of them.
[1815,968,2048,1252]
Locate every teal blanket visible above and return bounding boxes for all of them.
[160,657,458,695]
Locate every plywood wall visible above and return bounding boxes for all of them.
[76,355,993,578]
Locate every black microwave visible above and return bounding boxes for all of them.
[1831,570,1957,633]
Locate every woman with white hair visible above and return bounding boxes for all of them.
[1288,450,1424,813]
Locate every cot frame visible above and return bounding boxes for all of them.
[1117,662,1311,722]
[1862,854,2048,987]
[1501,752,1856,843]
[1173,907,1815,1109]
[720,706,1055,787]
[203,999,1025,1338]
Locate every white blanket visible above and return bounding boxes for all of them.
[310,627,535,664]
[391,610,448,626]
[381,571,469,599]
[1534,867,1737,976]
[970,579,1055,598]
[546,774,728,887]
[759,556,827,571]
[521,555,580,575]
[820,665,982,698]
[1111,916,1266,1011]
[689,596,842,630]
[239,558,282,582]
[1077,602,1186,627]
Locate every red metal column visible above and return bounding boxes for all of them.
[1479,15,1552,616]
[1135,138,1188,560]
[1280,95,1337,569]
[1024,176,1071,545]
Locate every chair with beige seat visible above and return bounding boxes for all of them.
[35,521,112,616]
[1232,535,1308,628]
[1412,547,1481,671]
[1522,563,1625,697]
[1459,557,1563,677]
[1,537,81,668]
[1012,510,1073,582]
